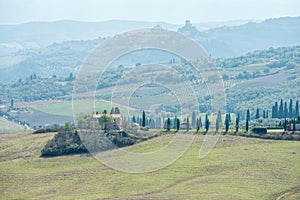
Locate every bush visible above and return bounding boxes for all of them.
[251,127,267,135]
[33,126,60,134]
[41,128,87,157]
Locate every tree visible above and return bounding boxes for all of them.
[65,122,72,131]
[10,99,14,108]
[225,114,229,133]
[191,112,196,128]
[293,118,296,131]
[255,108,260,119]
[205,114,210,133]
[228,113,231,123]
[198,116,202,130]
[196,118,199,132]
[284,102,288,119]
[279,99,283,118]
[176,118,180,131]
[132,115,136,123]
[173,116,177,129]
[102,110,107,114]
[166,118,171,131]
[246,118,249,132]
[295,100,299,118]
[289,99,293,118]
[142,111,146,127]
[235,114,240,133]
[246,109,250,121]
[186,116,190,132]
[110,107,115,114]
[114,107,120,114]
[216,110,222,132]
[98,115,114,132]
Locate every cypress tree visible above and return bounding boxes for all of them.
[176,118,180,131]
[173,116,177,129]
[205,114,210,133]
[246,109,250,121]
[216,110,222,132]
[274,102,278,118]
[296,100,299,118]
[225,114,229,133]
[142,111,146,127]
[279,99,283,118]
[199,116,202,129]
[166,118,171,131]
[284,102,288,119]
[192,112,196,128]
[246,119,249,132]
[235,114,239,133]
[196,118,199,132]
[289,99,293,118]
[186,116,190,132]
[255,108,260,119]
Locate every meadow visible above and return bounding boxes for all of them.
[0,131,299,199]
[0,117,25,133]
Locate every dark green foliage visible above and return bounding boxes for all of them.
[41,127,137,157]
[108,132,136,147]
[246,119,249,132]
[176,118,180,131]
[296,101,299,118]
[238,132,300,141]
[198,116,202,130]
[255,108,260,119]
[33,126,60,134]
[205,114,210,133]
[279,99,284,118]
[41,127,87,157]
[186,116,190,132]
[235,114,240,133]
[166,118,171,131]
[251,127,267,134]
[142,111,146,127]
[246,109,251,121]
[225,114,229,133]
[289,99,293,118]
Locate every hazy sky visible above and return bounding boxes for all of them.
[0,0,299,24]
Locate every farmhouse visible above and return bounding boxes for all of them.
[92,113,123,130]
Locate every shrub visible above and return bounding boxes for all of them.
[251,127,267,135]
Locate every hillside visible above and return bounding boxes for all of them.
[0,132,299,199]
[180,17,300,57]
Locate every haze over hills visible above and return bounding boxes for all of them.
[0,17,299,57]
[0,16,300,82]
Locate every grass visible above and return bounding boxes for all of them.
[0,132,299,199]
[0,117,26,133]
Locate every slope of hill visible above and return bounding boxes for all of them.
[0,132,299,199]
[180,17,300,57]
[0,20,179,49]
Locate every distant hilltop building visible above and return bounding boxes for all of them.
[178,20,203,38]
[185,20,191,27]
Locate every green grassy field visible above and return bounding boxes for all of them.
[0,132,299,199]
[0,117,26,133]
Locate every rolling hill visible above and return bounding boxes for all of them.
[0,131,299,199]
